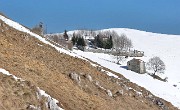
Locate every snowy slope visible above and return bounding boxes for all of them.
[72,28,180,108]
[73,50,180,108]
[105,28,180,84]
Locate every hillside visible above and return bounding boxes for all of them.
[103,28,180,84]
[0,14,179,110]
[0,70,47,110]
[70,28,180,108]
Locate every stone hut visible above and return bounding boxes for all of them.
[127,58,146,74]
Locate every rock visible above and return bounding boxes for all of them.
[136,91,142,97]
[114,90,124,97]
[69,73,81,83]
[106,89,112,97]
[47,97,59,110]
[117,90,124,95]
[155,99,164,108]
[97,66,102,71]
[95,81,105,90]
[95,81,99,86]
[110,76,117,83]
[148,94,153,99]
[118,90,124,96]
[85,74,92,82]
[27,105,40,110]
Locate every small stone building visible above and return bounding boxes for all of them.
[127,58,146,74]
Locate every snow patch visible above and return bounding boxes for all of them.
[37,88,64,110]
[0,68,21,81]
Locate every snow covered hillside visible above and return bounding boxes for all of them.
[104,28,180,84]
[72,28,180,108]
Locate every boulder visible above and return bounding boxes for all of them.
[69,73,81,83]
[106,89,112,97]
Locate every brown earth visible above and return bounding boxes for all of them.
[0,14,179,110]
[0,73,48,110]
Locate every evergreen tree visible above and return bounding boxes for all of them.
[109,35,113,48]
[104,41,110,49]
[63,30,69,40]
[105,35,113,49]
[72,33,77,45]
[82,37,86,46]
[77,37,86,46]
[94,35,103,48]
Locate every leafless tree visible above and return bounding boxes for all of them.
[73,31,82,38]
[112,32,133,64]
[146,56,166,75]
[90,30,96,37]
[113,55,126,64]
[54,35,59,43]
[113,33,133,54]
[31,22,44,35]
[77,30,86,36]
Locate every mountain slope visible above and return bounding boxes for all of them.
[0,68,64,110]
[0,14,178,110]
[71,28,180,108]
[0,71,47,110]
[104,28,180,84]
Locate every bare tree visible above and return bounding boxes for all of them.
[113,55,126,64]
[112,33,133,64]
[146,56,166,75]
[90,30,96,37]
[77,30,86,36]
[31,22,44,35]
[73,31,82,38]
[113,33,133,54]
[113,32,121,52]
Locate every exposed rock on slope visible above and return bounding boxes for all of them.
[0,72,47,110]
[0,68,63,110]
[0,14,179,110]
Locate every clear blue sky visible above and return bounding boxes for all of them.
[0,0,180,34]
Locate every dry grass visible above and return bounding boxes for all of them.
[0,73,48,110]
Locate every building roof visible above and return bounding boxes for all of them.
[129,58,145,63]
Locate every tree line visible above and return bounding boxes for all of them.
[71,32,86,47]
[71,30,133,51]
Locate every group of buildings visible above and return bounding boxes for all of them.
[44,32,146,74]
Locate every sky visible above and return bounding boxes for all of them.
[0,0,180,34]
